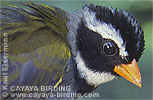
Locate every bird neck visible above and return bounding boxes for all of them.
[59,57,95,97]
[72,57,96,95]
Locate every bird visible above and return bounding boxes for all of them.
[0,2,145,100]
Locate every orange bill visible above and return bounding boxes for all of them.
[114,59,142,88]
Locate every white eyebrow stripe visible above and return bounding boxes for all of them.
[82,7,129,58]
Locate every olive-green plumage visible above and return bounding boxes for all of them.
[0,1,146,100]
[0,2,71,99]
[1,2,69,54]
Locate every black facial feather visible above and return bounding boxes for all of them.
[72,57,95,94]
[76,21,123,73]
[86,4,145,62]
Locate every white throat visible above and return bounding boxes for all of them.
[75,52,115,87]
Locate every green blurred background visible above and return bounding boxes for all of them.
[1,0,153,99]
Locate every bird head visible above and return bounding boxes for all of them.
[67,4,144,88]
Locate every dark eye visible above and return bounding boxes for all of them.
[103,42,117,56]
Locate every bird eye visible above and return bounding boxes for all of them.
[103,42,117,56]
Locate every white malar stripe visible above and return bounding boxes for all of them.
[82,7,129,58]
[75,52,115,87]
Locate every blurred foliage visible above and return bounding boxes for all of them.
[1,0,153,99]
